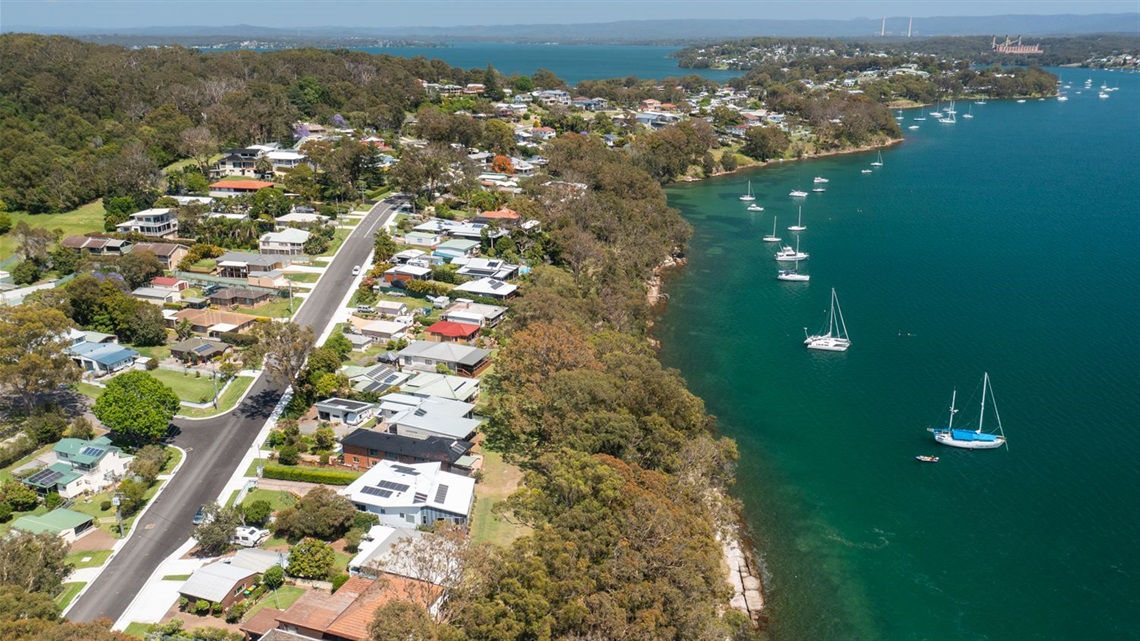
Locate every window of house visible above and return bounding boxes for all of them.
[405,514,415,524]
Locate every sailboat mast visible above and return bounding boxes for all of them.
[948,389,957,429]
[978,372,989,434]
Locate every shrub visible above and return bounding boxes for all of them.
[145,358,159,371]
[352,511,379,531]
[343,528,362,553]
[224,600,249,623]
[261,464,361,485]
[331,573,350,593]
[262,564,285,590]
[0,503,11,522]
[242,499,273,527]
[1,480,39,512]
[44,492,63,509]
[178,596,189,610]
[100,500,114,512]
[286,538,335,580]
[276,444,299,466]
[194,599,210,615]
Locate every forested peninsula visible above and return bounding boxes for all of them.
[0,34,762,641]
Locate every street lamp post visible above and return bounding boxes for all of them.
[111,493,123,537]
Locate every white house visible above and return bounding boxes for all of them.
[454,257,519,280]
[259,228,311,255]
[22,436,133,499]
[315,398,377,426]
[341,461,476,528]
[400,372,481,402]
[115,208,178,238]
[265,149,307,173]
[397,341,492,377]
[451,278,518,300]
[442,300,508,327]
[132,286,180,305]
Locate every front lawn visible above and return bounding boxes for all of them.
[123,622,151,639]
[284,272,321,283]
[318,227,351,257]
[0,200,106,262]
[241,488,297,513]
[140,368,221,404]
[65,549,112,569]
[55,582,85,608]
[74,382,104,401]
[177,375,255,418]
[243,585,305,620]
[237,297,296,319]
[470,449,529,547]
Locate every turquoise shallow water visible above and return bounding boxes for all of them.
[657,69,1140,641]
[360,42,739,84]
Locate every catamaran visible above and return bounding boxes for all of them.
[803,288,850,352]
[740,181,756,201]
[788,206,806,231]
[774,235,808,262]
[927,373,1007,450]
[762,217,781,242]
[870,151,883,167]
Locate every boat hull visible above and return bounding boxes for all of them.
[804,336,850,351]
[777,272,810,282]
[931,429,1006,450]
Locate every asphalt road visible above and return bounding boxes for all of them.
[67,199,397,623]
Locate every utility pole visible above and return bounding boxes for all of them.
[211,360,219,408]
[880,16,885,37]
[908,17,913,38]
[112,493,123,537]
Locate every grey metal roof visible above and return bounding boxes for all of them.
[179,562,259,603]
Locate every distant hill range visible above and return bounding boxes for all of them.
[5,14,1138,43]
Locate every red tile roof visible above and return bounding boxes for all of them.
[477,208,520,220]
[210,180,277,191]
[151,276,184,286]
[325,576,443,641]
[425,320,481,338]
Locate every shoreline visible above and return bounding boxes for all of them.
[678,137,905,182]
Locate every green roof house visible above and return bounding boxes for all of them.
[22,435,133,499]
[12,508,95,543]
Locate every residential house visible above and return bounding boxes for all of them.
[132,286,180,305]
[22,436,132,498]
[726,123,750,137]
[341,460,476,528]
[572,96,607,111]
[213,148,264,177]
[397,341,491,377]
[150,276,189,292]
[315,398,377,426]
[172,195,212,206]
[432,239,480,262]
[442,300,507,327]
[347,525,425,577]
[271,575,441,641]
[423,320,480,343]
[342,364,409,395]
[358,319,410,342]
[443,221,506,241]
[209,287,273,308]
[640,98,662,111]
[391,249,429,265]
[454,257,519,280]
[133,243,189,269]
[248,270,289,289]
[381,395,482,442]
[382,264,431,284]
[67,341,138,376]
[179,562,261,610]
[209,180,278,198]
[341,430,474,472]
[265,149,307,174]
[115,208,179,238]
[402,231,441,248]
[400,371,480,402]
[451,277,518,300]
[472,207,521,226]
[530,126,556,141]
[59,236,132,257]
[216,252,288,278]
[169,337,231,363]
[259,228,311,255]
[344,333,373,351]
[275,212,329,228]
[172,309,262,336]
[371,300,408,317]
[11,508,95,544]
[535,90,571,106]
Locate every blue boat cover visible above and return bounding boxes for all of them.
[951,429,998,442]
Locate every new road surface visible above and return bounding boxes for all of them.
[67,198,399,623]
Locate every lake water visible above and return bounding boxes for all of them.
[656,69,1140,641]
[361,42,739,85]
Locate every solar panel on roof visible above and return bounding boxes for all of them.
[413,408,427,417]
[81,447,105,457]
[27,469,64,486]
[361,487,392,498]
[382,374,401,384]
[434,484,450,503]
[391,465,419,475]
[489,281,503,289]
[377,480,410,493]
[193,344,213,354]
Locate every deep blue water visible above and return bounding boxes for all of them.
[361,42,739,84]
[657,70,1140,641]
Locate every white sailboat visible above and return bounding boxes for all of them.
[762,217,781,242]
[913,113,926,121]
[870,151,883,167]
[774,235,808,262]
[803,288,850,352]
[908,125,920,130]
[747,203,764,211]
[739,181,756,201]
[895,109,904,120]
[777,260,810,282]
[962,104,974,118]
[789,189,809,198]
[938,101,957,124]
[788,206,806,232]
[928,373,1007,450]
[929,102,944,118]
[813,176,829,183]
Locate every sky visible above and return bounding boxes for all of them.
[1,0,1136,31]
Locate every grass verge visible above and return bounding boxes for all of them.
[162,573,192,581]
[55,582,85,609]
[65,549,113,569]
[177,375,255,418]
[123,622,151,639]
